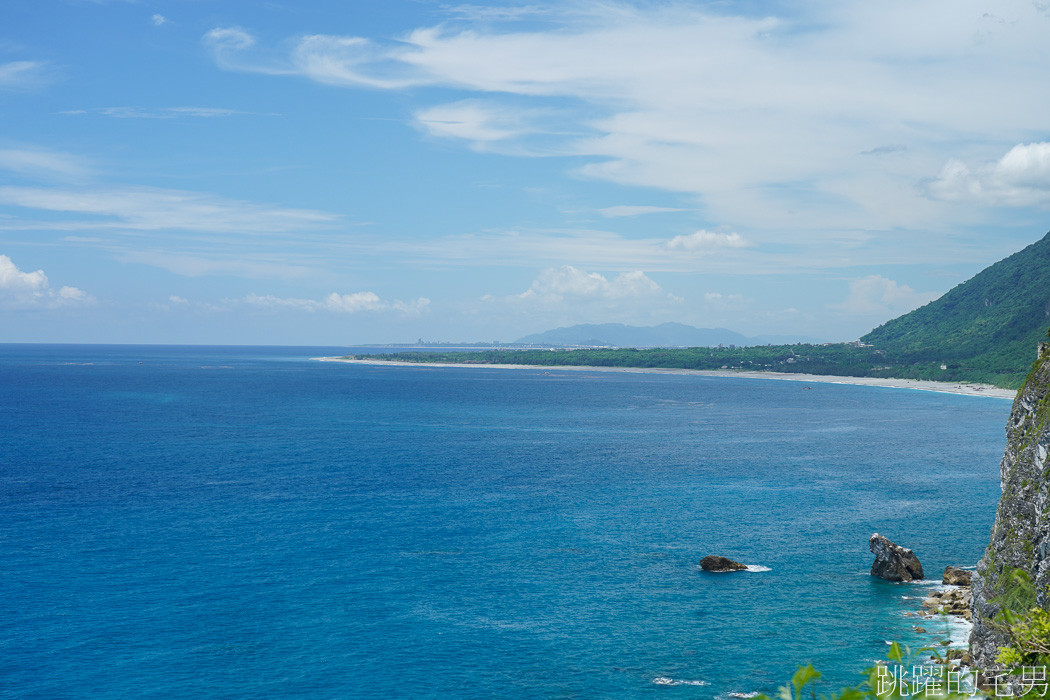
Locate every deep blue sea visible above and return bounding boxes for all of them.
[0,344,1012,699]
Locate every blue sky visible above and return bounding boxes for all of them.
[3,0,1050,345]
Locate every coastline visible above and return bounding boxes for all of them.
[314,357,1017,400]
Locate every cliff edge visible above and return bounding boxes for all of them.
[971,342,1050,667]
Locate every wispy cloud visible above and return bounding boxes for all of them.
[0,148,93,181]
[0,254,92,309]
[597,205,689,218]
[0,185,340,234]
[437,5,552,22]
[0,61,51,90]
[243,291,430,315]
[201,1,1050,235]
[62,106,268,119]
[151,14,169,27]
[114,251,318,280]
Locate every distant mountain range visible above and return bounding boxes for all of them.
[515,322,825,348]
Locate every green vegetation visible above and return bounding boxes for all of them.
[861,231,1050,388]
[764,644,982,700]
[354,341,1027,388]
[988,570,1050,694]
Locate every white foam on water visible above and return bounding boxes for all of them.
[727,692,761,698]
[745,565,771,572]
[652,677,709,686]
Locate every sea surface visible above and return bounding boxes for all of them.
[0,344,1013,699]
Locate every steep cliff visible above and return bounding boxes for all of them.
[971,342,1050,666]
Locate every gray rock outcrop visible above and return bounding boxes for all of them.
[971,344,1050,668]
[700,555,747,572]
[869,533,924,581]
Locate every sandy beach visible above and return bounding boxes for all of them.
[315,356,1017,400]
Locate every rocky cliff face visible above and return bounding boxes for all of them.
[971,344,1050,667]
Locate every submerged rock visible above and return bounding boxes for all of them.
[869,533,924,581]
[700,555,747,572]
[942,566,973,586]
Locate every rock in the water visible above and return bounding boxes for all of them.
[942,566,972,586]
[699,555,747,572]
[869,533,924,581]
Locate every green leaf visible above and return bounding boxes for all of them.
[791,664,822,699]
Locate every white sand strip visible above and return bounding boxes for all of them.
[314,357,1017,400]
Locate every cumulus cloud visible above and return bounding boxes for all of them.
[666,230,751,251]
[517,265,664,302]
[243,291,430,315]
[0,255,92,309]
[482,265,683,328]
[152,14,169,27]
[831,275,939,316]
[926,142,1050,206]
[703,292,750,310]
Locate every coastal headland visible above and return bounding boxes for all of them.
[315,357,1017,400]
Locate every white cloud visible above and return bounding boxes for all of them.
[517,266,663,302]
[0,185,339,234]
[598,205,689,218]
[415,100,533,144]
[0,61,49,90]
[666,230,751,252]
[0,148,92,180]
[0,255,92,309]
[704,292,750,310]
[926,142,1050,206]
[481,265,683,327]
[204,27,255,52]
[202,2,1050,232]
[831,275,939,316]
[152,14,169,27]
[243,291,430,315]
[64,106,252,119]
[116,251,316,280]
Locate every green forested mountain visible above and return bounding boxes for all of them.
[861,230,1050,386]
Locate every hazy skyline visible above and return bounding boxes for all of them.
[3,0,1050,344]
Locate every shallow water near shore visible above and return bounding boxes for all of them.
[0,345,1011,699]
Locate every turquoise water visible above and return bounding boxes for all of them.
[0,345,1011,699]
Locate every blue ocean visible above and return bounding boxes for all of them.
[0,345,1011,699]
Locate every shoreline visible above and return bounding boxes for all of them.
[314,357,1017,400]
